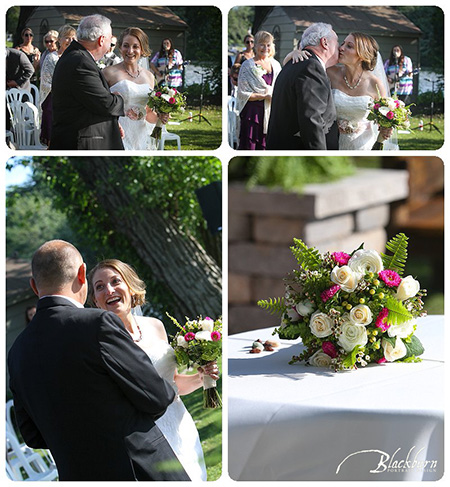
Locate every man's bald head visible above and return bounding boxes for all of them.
[31,240,85,298]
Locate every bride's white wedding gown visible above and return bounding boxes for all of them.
[135,319,207,481]
[109,80,155,150]
[333,89,378,150]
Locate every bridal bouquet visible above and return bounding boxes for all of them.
[367,91,412,149]
[258,234,427,371]
[168,314,222,408]
[147,86,186,147]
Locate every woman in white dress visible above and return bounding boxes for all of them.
[88,259,219,481]
[284,32,394,150]
[102,28,168,150]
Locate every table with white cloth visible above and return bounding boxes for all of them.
[228,315,444,481]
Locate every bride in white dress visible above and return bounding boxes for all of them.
[88,259,220,481]
[102,28,169,150]
[284,32,395,150]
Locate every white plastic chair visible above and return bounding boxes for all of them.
[228,95,239,148]
[159,125,181,150]
[6,400,58,481]
[14,101,46,150]
[6,88,31,127]
[29,84,40,107]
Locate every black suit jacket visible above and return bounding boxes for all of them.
[8,297,190,481]
[266,53,338,150]
[49,41,125,150]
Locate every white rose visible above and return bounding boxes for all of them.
[167,88,176,97]
[309,311,334,338]
[161,94,171,102]
[200,319,214,332]
[177,335,188,348]
[349,304,373,326]
[387,318,415,339]
[330,265,359,292]
[195,330,212,341]
[348,249,383,276]
[338,320,368,352]
[309,350,332,368]
[395,276,420,301]
[295,300,314,316]
[382,337,407,362]
[286,308,301,322]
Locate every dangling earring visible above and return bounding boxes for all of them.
[131,294,136,307]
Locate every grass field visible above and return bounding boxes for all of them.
[397,113,444,150]
[162,105,222,151]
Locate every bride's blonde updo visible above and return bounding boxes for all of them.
[118,27,151,58]
[351,32,379,71]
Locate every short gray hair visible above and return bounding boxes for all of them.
[300,23,335,49]
[77,14,111,42]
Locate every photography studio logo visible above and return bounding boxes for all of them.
[336,447,438,475]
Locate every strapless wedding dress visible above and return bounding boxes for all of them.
[109,80,155,150]
[333,89,378,151]
[135,320,207,481]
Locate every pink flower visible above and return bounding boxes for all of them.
[378,270,401,288]
[155,92,162,97]
[184,332,196,341]
[373,103,381,110]
[320,284,340,302]
[322,341,338,358]
[375,307,391,331]
[394,100,401,108]
[332,252,350,265]
[169,97,176,104]
[386,111,395,120]
[211,331,221,341]
[377,357,387,364]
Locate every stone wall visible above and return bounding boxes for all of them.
[228,168,409,334]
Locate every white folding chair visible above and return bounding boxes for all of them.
[159,125,181,150]
[228,95,239,148]
[6,400,58,481]
[6,426,58,481]
[14,101,46,150]
[6,88,30,127]
[29,84,40,107]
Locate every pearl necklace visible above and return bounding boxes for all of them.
[130,317,143,342]
[343,71,363,90]
[124,66,141,79]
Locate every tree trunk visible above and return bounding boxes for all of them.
[73,158,222,320]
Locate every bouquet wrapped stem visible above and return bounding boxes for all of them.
[202,375,222,409]
[372,132,385,150]
[149,116,165,149]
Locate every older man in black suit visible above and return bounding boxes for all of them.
[50,15,125,150]
[266,23,340,150]
[8,240,190,480]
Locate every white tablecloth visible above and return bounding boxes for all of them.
[228,315,444,481]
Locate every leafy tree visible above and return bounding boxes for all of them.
[228,6,255,47]
[24,156,222,323]
[170,7,222,96]
[396,6,444,71]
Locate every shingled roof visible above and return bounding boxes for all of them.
[282,6,422,36]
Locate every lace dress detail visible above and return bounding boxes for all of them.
[135,319,207,481]
[333,89,378,150]
[109,80,155,150]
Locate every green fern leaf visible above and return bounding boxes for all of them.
[257,297,285,315]
[290,238,322,270]
[381,233,409,275]
[385,296,413,325]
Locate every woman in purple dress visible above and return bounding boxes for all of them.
[236,31,281,150]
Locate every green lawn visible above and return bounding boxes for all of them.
[162,105,222,151]
[181,372,222,481]
[397,114,444,150]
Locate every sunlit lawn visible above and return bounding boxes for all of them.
[162,105,222,151]
[181,359,222,481]
[397,113,444,150]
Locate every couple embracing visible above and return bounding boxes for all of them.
[266,22,395,150]
[8,240,218,480]
[49,14,166,150]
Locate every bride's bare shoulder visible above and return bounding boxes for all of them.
[136,316,168,341]
[141,68,155,88]
[103,63,124,86]
[326,65,342,81]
